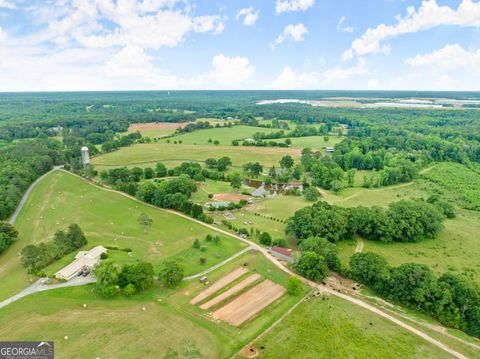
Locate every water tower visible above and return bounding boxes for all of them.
[81,146,90,167]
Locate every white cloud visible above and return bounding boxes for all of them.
[344,0,480,59]
[276,0,315,14]
[367,79,379,88]
[0,0,15,9]
[337,16,354,33]
[105,46,178,88]
[270,66,319,89]
[406,43,480,69]
[46,0,225,50]
[209,54,255,86]
[236,7,259,26]
[0,27,7,42]
[272,23,308,48]
[323,58,368,82]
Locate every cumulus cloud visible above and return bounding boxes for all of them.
[105,46,178,88]
[209,54,255,86]
[270,66,319,89]
[323,58,368,82]
[337,16,354,33]
[406,44,480,69]
[47,0,225,50]
[236,7,259,26]
[0,0,15,9]
[343,0,480,59]
[272,23,308,48]
[0,27,7,42]
[276,0,315,14]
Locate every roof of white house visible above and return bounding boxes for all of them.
[55,246,107,280]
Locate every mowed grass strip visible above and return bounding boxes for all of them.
[190,267,248,305]
[91,143,301,169]
[212,280,286,326]
[254,295,453,359]
[200,273,261,310]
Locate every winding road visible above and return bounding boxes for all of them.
[3,169,472,359]
[8,165,64,225]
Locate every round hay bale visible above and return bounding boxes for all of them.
[64,336,69,340]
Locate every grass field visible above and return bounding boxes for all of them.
[326,178,480,285]
[268,135,344,149]
[191,179,249,204]
[0,251,309,358]
[92,143,302,170]
[0,170,243,301]
[158,125,271,145]
[252,295,454,359]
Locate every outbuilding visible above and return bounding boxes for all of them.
[55,246,107,280]
[270,246,293,262]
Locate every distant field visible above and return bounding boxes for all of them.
[158,125,269,145]
[92,143,302,170]
[253,295,452,359]
[127,122,191,138]
[0,171,241,301]
[269,135,344,149]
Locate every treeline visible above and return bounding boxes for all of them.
[0,139,63,220]
[0,222,18,255]
[350,252,480,337]
[94,258,184,297]
[21,224,87,274]
[100,158,233,189]
[287,199,449,243]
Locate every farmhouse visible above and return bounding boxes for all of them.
[55,246,107,280]
[270,246,293,261]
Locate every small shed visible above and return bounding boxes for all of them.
[326,146,335,153]
[271,246,293,261]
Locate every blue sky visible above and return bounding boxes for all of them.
[0,0,479,91]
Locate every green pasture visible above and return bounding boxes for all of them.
[253,294,453,359]
[0,251,308,358]
[158,125,269,145]
[91,143,301,170]
[0,170,241,301]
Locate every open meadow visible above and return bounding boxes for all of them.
[0,170,245,301]
[92,143,302,170]
[252,294,455,359]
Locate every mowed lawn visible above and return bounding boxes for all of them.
[269,135,344,150]
[91,143,302,170]
[0,170,243,301]
[253,295,453,359]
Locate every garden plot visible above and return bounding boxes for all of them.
[212,280,286,326]
[190,267,248,305]
[200,273,261,310]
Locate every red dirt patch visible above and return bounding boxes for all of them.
[212,193,252,202]
[128,122,191,131]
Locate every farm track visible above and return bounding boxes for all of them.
[12,170,472,359]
